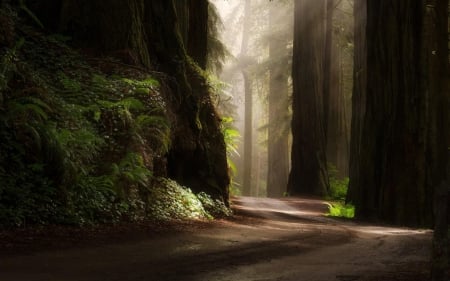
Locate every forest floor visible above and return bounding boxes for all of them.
[0,197,438,281]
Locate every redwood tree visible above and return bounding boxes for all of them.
[267,1,290,197]
[347,0,448,227]
[241,0,253,196]
[31,0,231,202]
[288,0,329,196]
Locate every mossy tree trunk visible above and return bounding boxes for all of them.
[30,0,230,202]
[145,0,230,201]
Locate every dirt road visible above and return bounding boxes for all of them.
[1,197,432,281]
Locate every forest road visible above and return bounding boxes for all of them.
[1,197,432,281]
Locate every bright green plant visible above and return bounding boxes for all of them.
[325,164,353,218]
[327,164,349,201]
[221,116,241,195]
[327,202,355,219]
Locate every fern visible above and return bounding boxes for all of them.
[122,77,159,89]
[7,96,52,122]
[19,0,44,29]
[118,97,145,111]
[135,114,171,153]
[112,152,153,188]
[58,72,83,93]
[0,38,25,94]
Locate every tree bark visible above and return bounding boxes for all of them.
[347,0,448,227]
[346,0,367,206]
[429,0,449,279]
[187,0,208,69]
[288,0,329,196]
[145,1,230,201]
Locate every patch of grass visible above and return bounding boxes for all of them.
[327,202,355,219]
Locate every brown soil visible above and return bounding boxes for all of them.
[0,197,439,281]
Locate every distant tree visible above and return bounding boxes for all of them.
[288,0,330,196]
[325,0,352,179]
[241,0,253,196]
[267,1,291,197]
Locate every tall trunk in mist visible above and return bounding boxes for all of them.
[241,0,253,196]
[323,0,334,141]
[267,2,290,198]
[326,3,349,178]
[347,0,448,228]
[346,0,367,206]
[288,0,329,196]
[37,0,230,202]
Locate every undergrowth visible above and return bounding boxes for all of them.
[327,202,355,219]
[148,179,232,221]
[326,164,354,219]
[0,9,230,227]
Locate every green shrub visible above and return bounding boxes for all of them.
[147,178,210,221]
[327,164,349,201]
[196,192,232,218]
[327,202,355,219]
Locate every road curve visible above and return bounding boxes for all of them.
[1,197,432,281]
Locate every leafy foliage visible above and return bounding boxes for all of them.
[327,202,355,219]
[0,21,172,227]
[0,6,231,228]
[196,192,232,218]
[325,164,353,218]
[221,116,241,196]
[147,179,232,221]
[148,179,211,221]
[327,164,349,201]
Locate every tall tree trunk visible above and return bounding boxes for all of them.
[241,0,253,196]
[323,0,334,141]
[145,1,230,201]
[173,0,189,47]
[267,1,290,198]
[187,0,208,69]
[346,0,367,207]
[288,0,329,196]
[173,0,208,70]
[347,0,448,227]
[328,42,349,178]
[326,0,349,178]
[429,0,449,279]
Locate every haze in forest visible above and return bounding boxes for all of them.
[211,0,354,198]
